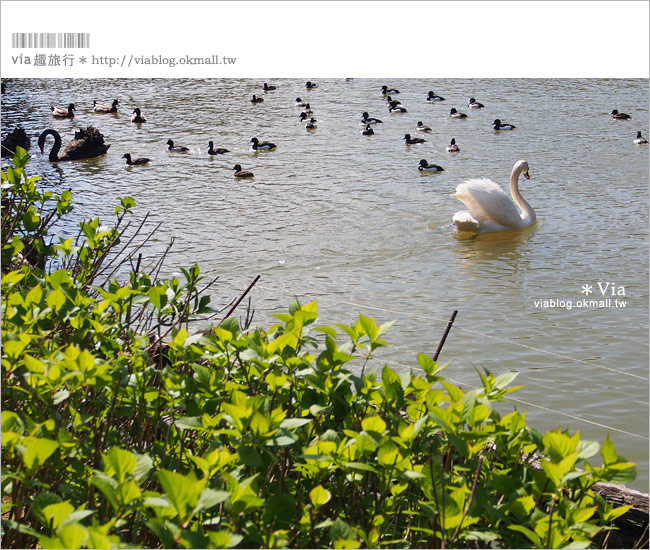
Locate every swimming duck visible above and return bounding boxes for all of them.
[94,99,119,113]
[295,97,308,107]
[381,85,400,94]
[610,109,631,120]
[416,121,432,132]
[122,153,150,165]
[468,97,485,109]
[634,131,648,145]
[361,112,382,124]
[250,137,277,151]
[427,91,445,102]
[389,105,408,113]
[446,138,460,153]
[38,127,110,162]
[493,119,516,130]
[301,103,313,116]
[263,83,277,91]
[449,108,467,119]
[305,118,317,130]
[131,108,146,123]
[208,141,229,155]
[404,134,425,145]
[362,124,374,136]
[251,95,264,104]
[418,159,444,172]
[305,81,318,89]
[233,164,254,178]
[167,139,189,152]
[51,103,75,118]
[299,112,317,122]
[385,95,401,106]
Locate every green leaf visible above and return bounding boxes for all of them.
[57,522,88,549]
[21,437,58,473]
[157,470,201,521]
[40,501,75,530]
[309,485,331,508]
[601,434,617,466]
[103,447,137,483]
[238,445,263,467]
[508,524,542,547]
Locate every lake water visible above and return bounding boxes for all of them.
[2,78,648,490]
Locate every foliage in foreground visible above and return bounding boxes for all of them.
[1,150,637,548]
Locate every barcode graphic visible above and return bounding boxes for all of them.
[11,33,90,49]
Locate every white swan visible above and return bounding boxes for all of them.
[452,160,536,234]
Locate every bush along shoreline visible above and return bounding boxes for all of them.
[0,149,640,548]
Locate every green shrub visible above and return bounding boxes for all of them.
[1,151,636,548]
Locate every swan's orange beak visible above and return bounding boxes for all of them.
[524,171,530,180]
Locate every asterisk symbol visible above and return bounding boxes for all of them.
[79,56,87,64]
[581,284,593,295]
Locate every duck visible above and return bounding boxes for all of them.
[166,139,189,152]
[418,159,444,172]
[446,138,460,153]
[233,164,254,178]
[251,95,264,104]
[305,118,317,130]
[468,97,485,109]
[93,99,119,113]
[250,137,277,151]
[131,108,146,123]
[305,81,317,89]
[361,112,382,124]
[389,105,408,113]
[295,97,308,107]
[404,134,426,145]
[381,85,400,95]
[362,124,374,136]
[1,127,30,157]
[449,108,467,119]
[299,112,317,122]
[634,131,649,145]
[263,83,277,91]
[122,153,150,165]
[51,103,75,118]
[493,119,516,130]
[301,103,313,116]
[610,109,631,120]
[37,127,110,162]
[416,121,432,132]
[427,91,445,102]
[385,95,401,106]
[208,141,229,155]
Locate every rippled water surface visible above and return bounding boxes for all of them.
[2,78,648,489]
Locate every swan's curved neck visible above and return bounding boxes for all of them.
[509,165,536,224]
[39,130,61,161]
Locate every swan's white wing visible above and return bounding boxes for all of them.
[452,178,524,228]
[452,210,481,232]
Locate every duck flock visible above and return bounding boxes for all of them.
[1,79,647,233]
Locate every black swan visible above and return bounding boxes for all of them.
[37,127,110,162]
[1,127,30,157]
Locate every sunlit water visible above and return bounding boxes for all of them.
[2,78,648,490]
